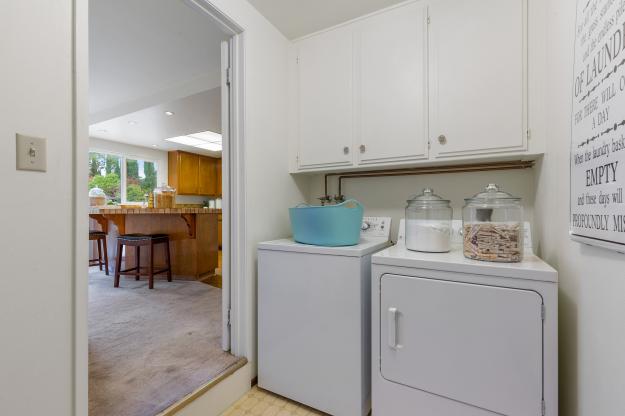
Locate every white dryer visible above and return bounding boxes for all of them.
[372,221,557,416]
[258,217,391,416]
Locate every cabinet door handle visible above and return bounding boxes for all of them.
[343,146,350,155]
[359,144,366,153]
[438,135,447,145]
[388,307,399,349]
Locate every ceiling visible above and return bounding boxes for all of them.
[89,0,229,124]
[89,88,222,157]
[247,0,408,39]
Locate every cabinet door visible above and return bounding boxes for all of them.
[357,2,428,165]
[216,158,222,196]
[297,25,354,169]
[429,0,526,158]
[380,274,542,416]
[178,152,199,195]
[198,156,217,196]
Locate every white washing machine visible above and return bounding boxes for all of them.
[372,221,558,416]
[258,217,391,416]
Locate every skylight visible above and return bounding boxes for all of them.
[165,131,222,151]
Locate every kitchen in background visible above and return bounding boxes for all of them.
[85,1,238,415]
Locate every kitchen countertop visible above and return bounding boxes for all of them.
[89,207,221,215]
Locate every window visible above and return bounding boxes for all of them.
[89,152,122,204]
[88,151,158,204]
[125,158,157,202]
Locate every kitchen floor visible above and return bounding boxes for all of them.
[221,386,325,416]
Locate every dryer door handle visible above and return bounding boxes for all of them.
[387,307,399,349]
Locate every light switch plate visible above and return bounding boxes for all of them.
[16,133,47,172]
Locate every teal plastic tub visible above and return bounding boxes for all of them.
[289,199,364,246]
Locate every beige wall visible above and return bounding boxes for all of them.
[0,1,74,414]
[535,1,625,415]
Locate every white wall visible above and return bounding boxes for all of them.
[309,169,536,242]
[535,1,625,415]
[0,1,74,415]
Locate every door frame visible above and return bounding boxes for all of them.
[72,1,248,414]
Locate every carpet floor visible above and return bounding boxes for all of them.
[89,269,241,416]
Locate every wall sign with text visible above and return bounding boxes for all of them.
[571,0,625,253]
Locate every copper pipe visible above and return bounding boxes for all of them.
[325,160,533,199]
[335,160,534,199]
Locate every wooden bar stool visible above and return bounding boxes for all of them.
[89,230,109,275]
[114,234,172,289]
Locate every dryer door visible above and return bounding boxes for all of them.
[380,274,543,416]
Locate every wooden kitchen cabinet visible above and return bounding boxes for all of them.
[168,150,221,196]
[176,151,199,194]
[198,156,218,195]
[216,158,222,196]
[289,0,531,173]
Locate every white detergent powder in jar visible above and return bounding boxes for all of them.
[405,219,451,252]
[405,188,452,253]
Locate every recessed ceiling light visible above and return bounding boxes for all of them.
[165,135,207,147]
[195,142,222,152]
[152,144,158,148]
[164,130,223,152]
[165,111,175,116]
[189,131,222,143]
[128,120,138,125]
[96,129,108,133]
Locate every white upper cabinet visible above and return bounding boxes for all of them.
[429,0,526,158]
[356,2,429,165]
[290,0,531,173]
[296,25,354,169]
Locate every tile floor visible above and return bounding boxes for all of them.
[221,386,325,416]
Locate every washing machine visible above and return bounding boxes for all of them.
[372,221,558,416]
[258,217,391,416]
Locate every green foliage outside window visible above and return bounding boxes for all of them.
[126,158,158,202]
[89,152,121,203]
[88,152,157,204]
[126,184,145,202]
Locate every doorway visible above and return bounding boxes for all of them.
[81,1,246,415]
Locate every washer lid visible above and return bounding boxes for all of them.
[258,237,390,257]
[373,245,557,283]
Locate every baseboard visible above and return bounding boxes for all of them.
[157,359,251,416]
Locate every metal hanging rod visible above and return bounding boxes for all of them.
[321,160,535,203]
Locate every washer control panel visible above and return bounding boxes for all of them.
[362,217,392,240]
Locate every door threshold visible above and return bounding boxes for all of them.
[157,357,248,416]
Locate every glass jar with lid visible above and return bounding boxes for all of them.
[405,188,453,253]
[89,187,107,206]
[154,184,176,208]
[462,184,523,262]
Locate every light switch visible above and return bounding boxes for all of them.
[16,133,47,172]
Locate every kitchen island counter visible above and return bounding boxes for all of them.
[89,207,221,215]
[89,207,219,280]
